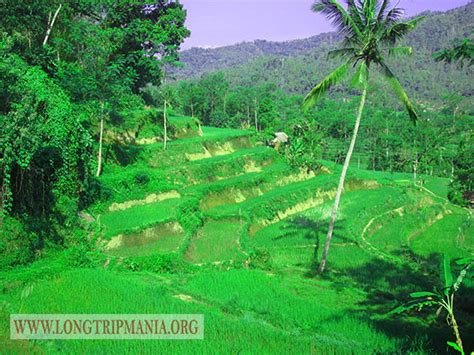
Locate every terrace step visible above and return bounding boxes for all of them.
[184,219,247,264]
[189,163,319,211]
[175,146,277,185]
[145,127,254,168]
[100,197,185,239]
[104,221,186,257]
[206,175,383,237]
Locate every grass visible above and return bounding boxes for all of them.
[0,268,402,353]
[410,210,473,258]
[1,268,393,354]
[185,219,246,264]
[100,197,185,238]
[106,223,187,257]
[1,123,473,354]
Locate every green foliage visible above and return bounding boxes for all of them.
[121,253,192,274]
[304,0,420,122]
[62,231,103,269]
[434,37,474,67]
[176,198,203,235]
[391,255,473,353]
[0,2,473,354]
[0,0,190,92]
[377,62,417,123]
[0,40,92,217]
[448,140,474,207]
[303,62,349,111]
[286,121,324,170]
[1,122,473,353]
[247,248,273,270]
[0,217,39,269]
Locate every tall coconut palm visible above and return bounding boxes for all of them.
[303,0,423,274]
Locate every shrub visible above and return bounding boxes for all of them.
[121,254,193,274]
[247,248,273,270]
[62,229,103,269]
[133,171,150,185]
[0,217,39,268]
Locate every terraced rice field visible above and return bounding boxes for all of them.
[1,121,472,353]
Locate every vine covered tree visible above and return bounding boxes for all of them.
[0,39,92,218]
[303,0,423,273]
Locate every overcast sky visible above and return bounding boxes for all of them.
[180,0,471,49]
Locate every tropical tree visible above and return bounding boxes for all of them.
[303,0,423,273]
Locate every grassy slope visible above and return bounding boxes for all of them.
[1,121,472,353]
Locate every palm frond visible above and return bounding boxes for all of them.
[376,0,391,23]
[388,46,413,56]
[381,16,424,45]
[328,47,356,59]
[345,0,364,31]
[362,0,377,28]
[303,61,349,111]
[434,38,474,67]
[351,62,369,89]
[377,62,418,123]
[384,6,404,25]
[312,0,362,40]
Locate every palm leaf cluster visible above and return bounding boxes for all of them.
[304,0,422,122]
[434,37,474,67]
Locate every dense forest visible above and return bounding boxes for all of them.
[0,0,190,265]
[0,1,473,353]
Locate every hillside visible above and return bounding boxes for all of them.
[170,3,474,83]
[1,1,473,353]
[170,32,341,79]
[1,120,472,353]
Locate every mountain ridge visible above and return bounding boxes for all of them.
[171,3,474,80]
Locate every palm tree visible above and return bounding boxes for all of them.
[303,0,423,274]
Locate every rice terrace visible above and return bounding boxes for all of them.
[0,0,473,354]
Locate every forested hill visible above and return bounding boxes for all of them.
[171,3,474,80]
[170,32,341,79]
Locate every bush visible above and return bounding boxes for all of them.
[133,171,150,185]
[247,248,273,270]
[121,254,192,274]
[0,217,39,269]
[79,176,110,209]
[63,243,103,269]
[62,229,103,269]
[176,198,203,234]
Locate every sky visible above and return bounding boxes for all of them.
[180,0,471,49]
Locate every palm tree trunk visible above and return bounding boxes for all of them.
[96,113,104,177]
[163,100,168,150]
[318,85,367,274]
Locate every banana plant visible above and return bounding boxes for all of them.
[390,255,473,354]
